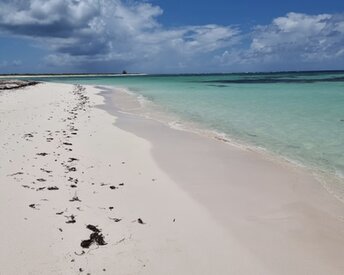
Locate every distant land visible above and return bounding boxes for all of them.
[0,70,344,78]
[0,72,146,78]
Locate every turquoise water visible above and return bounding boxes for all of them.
[25,72,344,181]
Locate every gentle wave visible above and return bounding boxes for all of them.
[114,85,344,202]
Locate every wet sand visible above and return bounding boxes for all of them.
[102,86,344,274]
[0,82,344,274]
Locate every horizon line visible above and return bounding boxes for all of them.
[1,69,344,77]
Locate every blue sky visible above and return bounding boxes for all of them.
[153,0,344,27]
[0,0,343,74]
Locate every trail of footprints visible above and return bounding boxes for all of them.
[5,85,148,273]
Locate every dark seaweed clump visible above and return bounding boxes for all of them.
[80,224,107,248]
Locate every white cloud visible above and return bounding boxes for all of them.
[0,0,239,72]
[250,13,340,57]
[0,2,343,72]
[0,0,100,36]
[216,12,344,71]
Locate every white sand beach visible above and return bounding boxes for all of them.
[1,82,344,275]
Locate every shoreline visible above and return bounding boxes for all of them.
[1,82,344,274]
[97,84,344,274]
[4,76,343,192]
[97,84,344,203]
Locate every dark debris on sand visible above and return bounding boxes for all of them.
[80,224,107,249]
[7,171,24,177]
[36,152,48,156]
[69,194,81,202]
[65,215,76,224]
[109,217,122,223]
[68,157,79,162]
[137,218,145,224]
[0,80,39,90]
[29,203,39,209]
[40,168,52,174]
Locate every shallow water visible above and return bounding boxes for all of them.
[24,72,344,183]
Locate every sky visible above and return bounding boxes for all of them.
[0,0,343,74]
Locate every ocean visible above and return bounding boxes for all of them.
[26,71,344,193]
